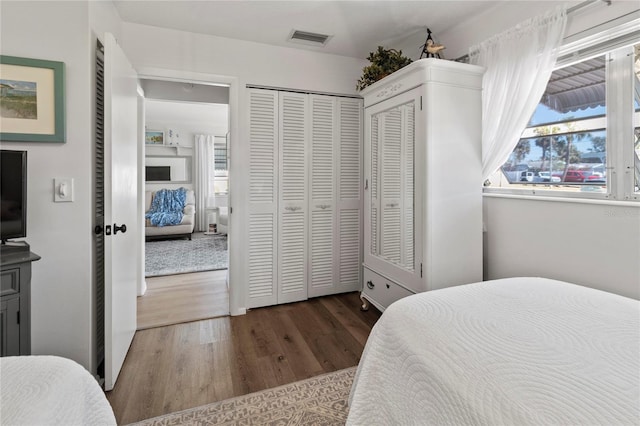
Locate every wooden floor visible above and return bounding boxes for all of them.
[138,270,229,330]
[107,291,381,424]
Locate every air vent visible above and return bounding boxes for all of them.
[288,30,331,47]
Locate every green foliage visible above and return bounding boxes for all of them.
[356,46,412,91]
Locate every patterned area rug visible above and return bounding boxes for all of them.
[127,367,356,426]
[145,233,228,277]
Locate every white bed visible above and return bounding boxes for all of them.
[348,277,640,425]
[0,355,117,425]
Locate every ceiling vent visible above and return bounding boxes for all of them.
[288,30,332,47]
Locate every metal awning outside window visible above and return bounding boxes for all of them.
[540,56,606,113]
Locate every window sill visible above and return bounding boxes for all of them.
[483,188,640,207]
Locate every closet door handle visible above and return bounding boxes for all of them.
[114,223,127,234]
[285,206,301,212]
[366,280,374,290]
[316,204,331,210]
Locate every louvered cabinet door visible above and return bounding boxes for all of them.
[380,107,402,264]
[308,95,336,298]
[335,98,363,293]
[278,92,308,304]
[247,89,279,308]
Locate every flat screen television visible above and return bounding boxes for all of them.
[145,165,171,181]
[0,150,27,243]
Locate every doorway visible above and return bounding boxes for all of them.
[138,76,233,329]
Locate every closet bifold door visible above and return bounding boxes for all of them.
[247,88,279,308]
[308,95,336,298]
[308,95,363,298]
[278,91,308,304]
[335,98,362,294]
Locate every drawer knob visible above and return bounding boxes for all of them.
[366,280,374,290]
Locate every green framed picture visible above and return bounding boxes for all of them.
[145,130,165,145]
[0,55,66,143]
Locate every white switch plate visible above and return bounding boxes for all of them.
[54,178,74,202]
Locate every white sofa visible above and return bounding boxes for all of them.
[145,189,195,240]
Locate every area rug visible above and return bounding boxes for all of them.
[145,233,228,277]
[127,367,356,425]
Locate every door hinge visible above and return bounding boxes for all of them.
[365,179,368,190]
[420,96,423,111]
[17,310,20,325]
[230,207,233,214]
[420,263,423,278]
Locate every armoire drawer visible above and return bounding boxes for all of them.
[362,267,413,311]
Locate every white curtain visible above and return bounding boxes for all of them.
[469,6,567,180]
[195,134,215,232]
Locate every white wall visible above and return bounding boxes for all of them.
[484,196,640,299]
[121,23,367,314]
[1,1,94,368]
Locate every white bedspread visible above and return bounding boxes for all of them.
[348,277,640,425]
[0,355,116,426]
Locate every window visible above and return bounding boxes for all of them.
[211,137,228,194]
[488,38,640,201]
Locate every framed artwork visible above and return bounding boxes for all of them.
[0,55,65,143]
[145,130,165,145]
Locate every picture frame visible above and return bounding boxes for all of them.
[145,130,165,145]
[0,55,65,143]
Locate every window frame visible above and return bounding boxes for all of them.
[485,21,640,203]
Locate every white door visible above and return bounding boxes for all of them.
[308,95,336,297]
[247,89,279,308]
[277,91,308,304]
[308,96,362,298]
[103,32,138,391]
[335,98,362,293]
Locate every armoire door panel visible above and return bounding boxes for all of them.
[363,88,422,291]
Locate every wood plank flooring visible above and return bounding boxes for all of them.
[137,270,229,330]
[107,291,381,424]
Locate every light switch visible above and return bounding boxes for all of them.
[54,178,74,202]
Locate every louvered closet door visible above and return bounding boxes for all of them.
[247,89,279,308]
[308,95,336,297]
[335,98,363,293]
[308,96,363,298]
[278,91,308,304]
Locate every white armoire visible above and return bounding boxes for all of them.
[247,88,363,309]
[360,58,485,312]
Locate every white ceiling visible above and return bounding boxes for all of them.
[113,0,503,59]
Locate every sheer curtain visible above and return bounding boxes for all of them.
[469,6,567,180]
[194,134,215,232]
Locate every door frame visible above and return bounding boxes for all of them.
[136,67,240,315]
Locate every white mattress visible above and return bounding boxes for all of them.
[0,355,117,426]
[347,277,640,425]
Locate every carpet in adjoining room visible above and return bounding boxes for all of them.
[145,233,227,277]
